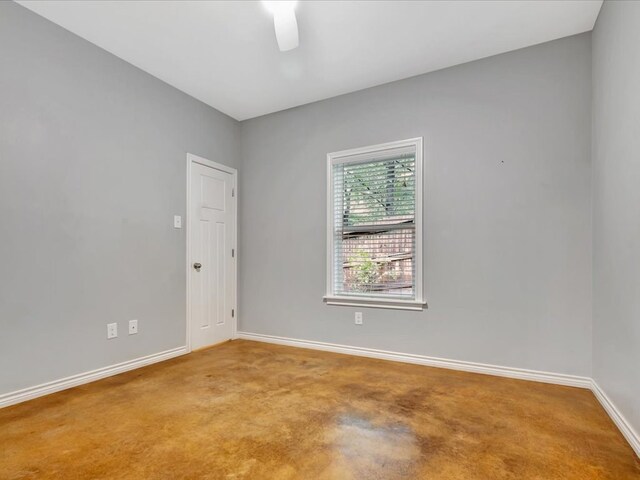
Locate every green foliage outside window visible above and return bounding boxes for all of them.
[349,249,379,292]
[342,158,415,227]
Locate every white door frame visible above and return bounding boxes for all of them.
[186,153,238,353]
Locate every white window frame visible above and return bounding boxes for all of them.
[324,137,425,311]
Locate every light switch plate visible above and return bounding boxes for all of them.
[173,215,182,228]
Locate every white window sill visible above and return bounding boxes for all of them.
[323,295,426,311]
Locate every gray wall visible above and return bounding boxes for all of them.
[0,1,597,399]
[239,33,593,376]
[592,1,640,434]
[0,2,240,395]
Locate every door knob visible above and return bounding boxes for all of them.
[193,262,202,271]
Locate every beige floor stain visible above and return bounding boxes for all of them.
[0,340,638,479]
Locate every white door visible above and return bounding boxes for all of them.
[189,158,236,350]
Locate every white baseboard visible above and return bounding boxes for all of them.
[0,346,188,409]
[591,380,640,457]
[236,332,592,389]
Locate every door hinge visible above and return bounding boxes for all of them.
[232,248,235,258]
[232,187,235,198]
[231,309,235,318]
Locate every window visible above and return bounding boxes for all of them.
[325,138,425,310]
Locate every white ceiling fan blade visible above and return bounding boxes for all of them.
[273,10,299,52]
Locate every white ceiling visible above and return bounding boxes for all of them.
[18,0,602,121]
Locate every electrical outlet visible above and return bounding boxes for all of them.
[128,319,138,335]
[107,323,118,339]
[173,215,182,229]
[355,312,363,325]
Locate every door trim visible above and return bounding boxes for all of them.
[186,153,238,353]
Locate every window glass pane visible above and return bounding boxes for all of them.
[339,228,415,296]
[333,154,416,299]
[338,156,415,227]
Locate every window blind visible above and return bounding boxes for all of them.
[332,153,416,299]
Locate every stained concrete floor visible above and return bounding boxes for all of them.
[1,340,639,479]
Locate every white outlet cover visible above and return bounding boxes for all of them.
[129,319,138,335]
[174,215,182,228]
[107,322,118,339]
[355,312,363,325]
